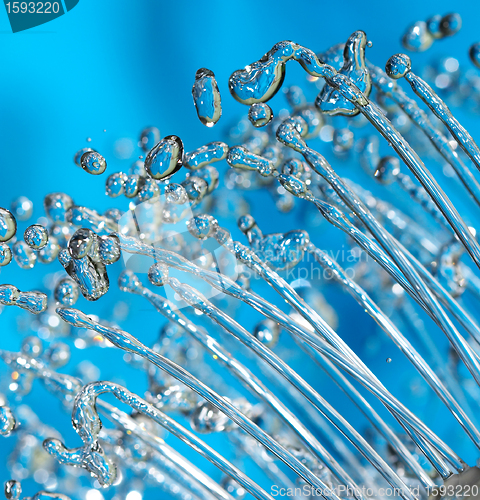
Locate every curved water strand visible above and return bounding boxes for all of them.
[114,231,459,478]
[55,307,342,498]
[276,123,480,393]
[306,243,480,449]
[96,400,236,500]
[368,62,480,208]
[228,38,480,269]
[165,275,453,484]
[118,270,363,496]
[45,381,272,500]
[386,54,480,175]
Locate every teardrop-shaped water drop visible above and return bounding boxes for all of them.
[145,135,183,180]
[192,68,222,127]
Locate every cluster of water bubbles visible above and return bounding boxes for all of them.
[3,13,480,500]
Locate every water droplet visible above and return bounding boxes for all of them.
[426,15,442,39]
[68,228,98,260]
[315,31,371,116]
[21,336,43,356]
[147,263,169,287]
[183,142,229,171]
[402,21,434,52]
[124,175,141,198]
[4,480,21,500]
[333,128,354,152]
[24,225,48,250]
[0,208,17,243]
[10,196,33,222]
[74,147,94,166]
[12,241,36,269]
[38,236,61,264]
[187,215,217,239]
[440,13,462,38]
[248,103,273,128]
[374,156,401,184]
[385,54,411,79]
[386,358,392,364]
[54,278,80,306]
[44,193,74,223]
[144,135,183,180]
[44,342,71,369]
[469,42,480,69]
[192,68,222,127]
[80,151,107,175]
[99,234,121,265]
[0,244,12,267]
[105,172,128,198]
[139,126,161,152]
[253,319,280,348]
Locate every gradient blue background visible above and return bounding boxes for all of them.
[1,0,480,497]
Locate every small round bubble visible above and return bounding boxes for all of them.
[248,103,273,128]
[0,244,12,266]
[74,147,94,166]
[106,172,127,197]
[469,43,480,69]
[0,208,17,242]
[54,278,80,306]
[385,54,411,79]
[440,13,462,38]
[374,156,401,184]
[24,225,48,250]
[148,263,169,287]
[10,196,33,222]
[44,342,71,368]
[13,241,36,269]
[99,235,121,265]
[81,151,107,175]
[21,336,43,356]
[139,126,161,152]
[187,215,216,239]
[333,128,354,152]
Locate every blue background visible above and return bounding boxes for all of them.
[2,0,480,498]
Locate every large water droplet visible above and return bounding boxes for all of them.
[144,135,183,180]
[192,68,222,127]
